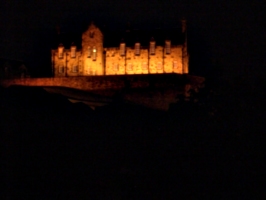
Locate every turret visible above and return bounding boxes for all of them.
[81,22,104,75]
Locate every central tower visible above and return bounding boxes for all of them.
[81,22,104,75]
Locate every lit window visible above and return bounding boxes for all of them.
[127,63,133,71]
[88,46,91,58]
[72,65,78,73]
[173,61,178,69]
[120,43,125,56]
[113,64,119,71]
[157,62,162,70]
[135,43,140,56]
[59,66,64,73]
[142,62,148,70]
[165,40,171,54]
[92,46,97,61]
[150,41,155,55]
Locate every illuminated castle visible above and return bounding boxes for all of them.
[51,20,189,77]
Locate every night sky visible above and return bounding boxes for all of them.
[1,0,265,198]
[1,0,265,80]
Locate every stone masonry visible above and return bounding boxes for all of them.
[51,21,189,77]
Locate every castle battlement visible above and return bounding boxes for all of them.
[51,21,189,77]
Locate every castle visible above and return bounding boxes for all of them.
[51,20,189,77]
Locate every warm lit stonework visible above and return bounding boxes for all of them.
[51,21,189,77]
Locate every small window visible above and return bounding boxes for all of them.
[173,61,178,69]
[72,65,78,73]
[157,62,162,70]
[142,62,148,70]
[92,46,97,61]
[135,43,140,56]
[127,63,133,71]
[59,66,64,73]
[113,64,119,71]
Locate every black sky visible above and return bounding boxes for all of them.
[1,0,265,82]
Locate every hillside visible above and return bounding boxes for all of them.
[0,81,264,198]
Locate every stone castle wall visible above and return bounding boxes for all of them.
[105,47,126,75]
[52,23,188,77]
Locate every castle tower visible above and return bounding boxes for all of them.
[81,22,104,75]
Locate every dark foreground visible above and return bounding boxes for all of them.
[0,84,264,199]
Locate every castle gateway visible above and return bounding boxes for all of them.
[51,20,189,77]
